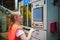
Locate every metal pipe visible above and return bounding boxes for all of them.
[15,0,18,10]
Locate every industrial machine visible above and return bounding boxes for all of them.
[31,0,47,40]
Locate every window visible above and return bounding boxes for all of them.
[20,4,32,27]
[23,6,27,26]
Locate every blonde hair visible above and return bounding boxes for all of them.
[10,11,19,22]
[10,11,22,22]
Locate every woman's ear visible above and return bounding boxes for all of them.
[14,16,17,21]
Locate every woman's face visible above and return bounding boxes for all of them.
[17,16,23,23]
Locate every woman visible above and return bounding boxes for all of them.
[8,11,35,40]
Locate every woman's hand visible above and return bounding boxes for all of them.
[26,28,35,40]
[29,28,35,33]
[29,28,35,34]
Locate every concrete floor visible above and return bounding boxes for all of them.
[0,32,8,40]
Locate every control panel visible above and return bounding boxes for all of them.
[31,0,47,40]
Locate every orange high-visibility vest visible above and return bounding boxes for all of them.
[8,24,23,40]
